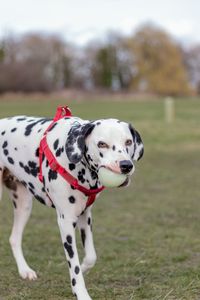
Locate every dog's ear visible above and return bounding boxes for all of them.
[129,124,144,161]
[66,122,95,164]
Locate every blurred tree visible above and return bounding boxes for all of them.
[90,33,133,90]
[0,46,5,62]
[183,45,200,94]
[0,34,73,92]
[0,26,195,95]
[93,45,115,88]
[128,24,191,96]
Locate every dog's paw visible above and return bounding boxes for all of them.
[19,268,37,280]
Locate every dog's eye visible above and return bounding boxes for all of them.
[97,141,109,149]
[125,139,132,146]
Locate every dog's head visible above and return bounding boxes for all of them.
[65,119,144,184]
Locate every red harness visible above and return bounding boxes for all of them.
[38,106,105,208]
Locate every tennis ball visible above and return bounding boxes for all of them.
[98,167,127,187]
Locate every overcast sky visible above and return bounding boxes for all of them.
[0,0,199,45]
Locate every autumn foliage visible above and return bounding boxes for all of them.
[0,24,199,95]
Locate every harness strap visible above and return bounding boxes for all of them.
[38,106,104,208]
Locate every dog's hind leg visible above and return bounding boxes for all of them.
[8,181,37,280]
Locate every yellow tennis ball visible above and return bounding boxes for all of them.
[98,167,127,187]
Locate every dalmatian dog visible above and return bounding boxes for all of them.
[0,109,144,300]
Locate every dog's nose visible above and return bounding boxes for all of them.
[119,160,133,174]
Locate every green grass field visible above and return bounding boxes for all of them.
[0,96,200,300]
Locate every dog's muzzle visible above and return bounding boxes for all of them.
[119,160,133,174]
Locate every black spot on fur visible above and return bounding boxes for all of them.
[19,161,38,177]
[68,261,71,268]
[13,200,17,209]
[2,141,8,148]
[3,149,8,156]
[28,161,37,169]
[1,131,5,135]
[81,229,86,247]
[78,172,85,184]
[19,162,24,168]
[96,122,101,125]
[17,117,26,121]
[28,182,34,189]
[11,128,17,133]
[14,147,18,151]
[112,145,116,151]
[66,235,72,244]
[35,195,46,205]
[87,154,93,162]
[64,242,74,258]
[99,152,103,158]
[72,278,76,286]
[69,196,76,204]
[55,147,63,157]
[21,180,27,187]
[74,266,80,274]
[35,148,39,157]
[69,163,76,171]
[24,118,51,136]
[48,169,57,181]
[75,266,80,274]
[29,188,34,195]
[88,217,91,225]
[91,170,97,180]
[24,166,30,174]
[53,139,59,150]
[8,157,14,164]
[73,222,77,228]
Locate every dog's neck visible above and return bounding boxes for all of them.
[77,158,102,190]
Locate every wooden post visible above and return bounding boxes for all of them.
[165,97,175,123]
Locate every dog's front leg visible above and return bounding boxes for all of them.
[57,210,92,300]
[78,208,97,273]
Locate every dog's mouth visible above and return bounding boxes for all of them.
[98,165,130,188]
[118,176,130,187]
[104,166,130,187]
[103,165,121,174]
